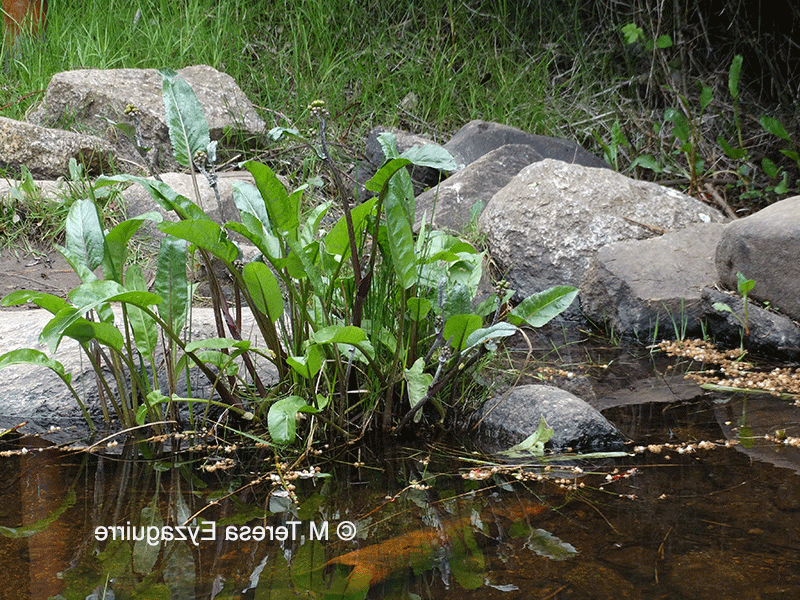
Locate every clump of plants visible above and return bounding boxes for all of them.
[0,70,578,451]
[0,160,121,251]
[598,23,800,212]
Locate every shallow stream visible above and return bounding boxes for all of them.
[2,331,800,600]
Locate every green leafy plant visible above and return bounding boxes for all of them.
[0,70,260,437]
[757,115,800,197]
[620,22,673,53]
[662,84,714,195]
[713,271,755,342]
[605,24,716,186]
[500,416,554,458]
[2,71,578,449]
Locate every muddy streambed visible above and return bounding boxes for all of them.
[2,333,800,600]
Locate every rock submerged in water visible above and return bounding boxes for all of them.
[476,384,625,454]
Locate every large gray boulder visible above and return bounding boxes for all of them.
[478,159,726,303]
[715,195,800,321]
[0,116,116,178]
[0,308,103,440]
[477,384,624,453]
[444,119,608,170]
[581,223,726,339]
[414,144,543,232]
[28,65,266,173]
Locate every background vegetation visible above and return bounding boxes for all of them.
[1,0,798,213]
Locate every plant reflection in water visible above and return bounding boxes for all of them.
[3,397,800,600]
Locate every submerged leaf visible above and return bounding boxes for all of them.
[0,490,76,538]
[134,495,163,573]
[527,528,578,560]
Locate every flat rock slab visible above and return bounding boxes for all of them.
[28,65,266,173]
[0,307,277,442]
[595,375,705,411]
[122,170,257,232]
[0,250,81,299]
[415,144,543,232]
[444,119,608,170]
[716,195,800,322]
[0,116,116,178]
[477,384,624,453]
[0,176,63,200]
[581,223,726,339]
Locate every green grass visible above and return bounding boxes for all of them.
[0,1,612,136]
[1,0,798,215]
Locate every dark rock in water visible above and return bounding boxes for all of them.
[566,562,638,599]
[701,287,800,361]
[666,549,752,600]
[476,384,625,453]
[715,195,800,322]
[581,223,726,340]
[414,143,543,233]
[444,119,608,170]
